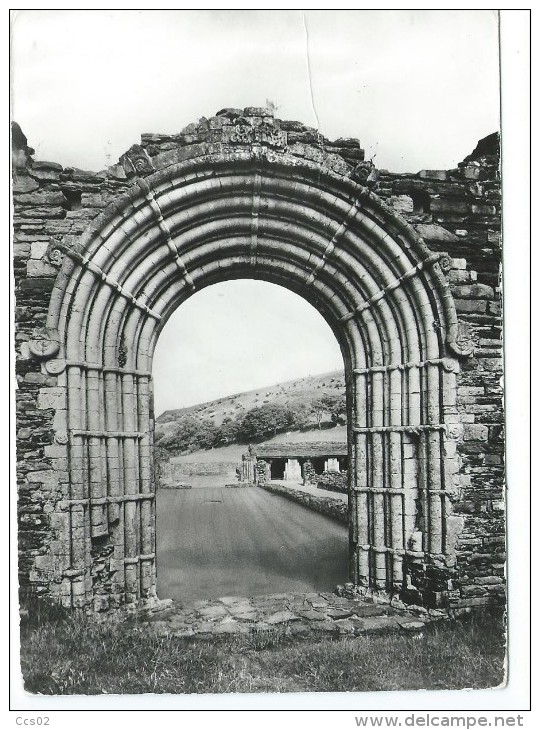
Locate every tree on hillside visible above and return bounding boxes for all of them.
[238,403,296,440]
[311,397,326,429]
[289,401,316,431]
[321,393,347,425]
[311,393,347,429]
[158,415,219,453]
[214,417,241,446]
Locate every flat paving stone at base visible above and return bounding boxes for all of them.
[327,608,355,619]
[397,619,426,631]
[198,605,229,618]
[232,612,259,622]
[267,610,301,624]
[138,591,447,638]
[351,616,401,633]
[298,609,328,621]
[354,604,391,617]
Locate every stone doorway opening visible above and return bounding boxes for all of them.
[270,459,286,480]
[26,129,468,610]
[152,278,348,602]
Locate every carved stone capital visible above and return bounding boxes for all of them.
[28,327,60,360]
[447,323,475,358]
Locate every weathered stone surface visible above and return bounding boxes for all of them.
[418,169,448,180]
[13,176,39,194]
[298,609,327,621]
[351,616,401,633]
[398,620,426,632]
[415,223,460,243]
[197,605,228,618]
[326,608,355,620]
[266,610,301,624]
[463,424,489,441]
[27,260,58,278]
[453,283,495,299]
[455,299,488,314]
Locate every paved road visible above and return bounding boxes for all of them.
[156,486,349,602]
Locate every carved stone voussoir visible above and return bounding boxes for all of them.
[222,122,287,148]
[120,144,155,177]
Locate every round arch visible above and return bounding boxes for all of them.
[45,146,464,609]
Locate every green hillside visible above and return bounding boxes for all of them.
[155,369,346,453]
[157,369,345,428]
[170,425,348,466]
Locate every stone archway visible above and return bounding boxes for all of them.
[23,117,473,611]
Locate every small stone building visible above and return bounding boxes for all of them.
[254,442,348,483]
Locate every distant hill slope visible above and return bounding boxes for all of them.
[170,425,348,466]
[156,369,345,438]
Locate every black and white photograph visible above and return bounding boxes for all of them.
[9,7,530,717]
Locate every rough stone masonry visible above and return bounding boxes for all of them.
[13,108,504,612]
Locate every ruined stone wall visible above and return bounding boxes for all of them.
[13,129,123,601]
[13,110,503,609]
[258,483,348,525]
[316,471,348,494]
[376,134,504,608]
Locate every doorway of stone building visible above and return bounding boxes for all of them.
[152,279,350,602]
[270,459,286,480]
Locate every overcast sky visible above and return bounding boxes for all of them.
[11,10,501,414]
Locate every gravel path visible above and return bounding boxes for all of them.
[156,486,349,602]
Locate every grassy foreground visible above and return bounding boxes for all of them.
[19,602,506,695]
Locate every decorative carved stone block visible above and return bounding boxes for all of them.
[28,327,60,360]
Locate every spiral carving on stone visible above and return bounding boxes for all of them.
[45,242,65,268]
[28,327,60,360]
[439,254,452,273]
[441,358,460,373]
[44,358,66,375]
[447,323,475,358]
[447,423,463,440]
